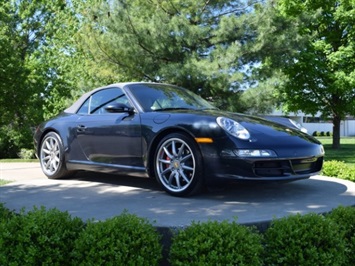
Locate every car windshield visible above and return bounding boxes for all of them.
[127,83,217,112]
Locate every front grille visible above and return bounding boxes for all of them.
[253,157,323,177]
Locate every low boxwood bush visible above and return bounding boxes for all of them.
[0,203,13,221]
[0,206,84,265]
[327,206,355,265]
[169,219,263,266]
[263,213,346,266]
[322,160,355,182]
[72,211,162,265]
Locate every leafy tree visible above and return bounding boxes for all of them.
[252,0,355,148]
[0,0,40,157]
[239,70,286,114]
[0,0,100,157]
[76,0,257,110]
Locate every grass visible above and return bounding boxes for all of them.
[317,137,355,167]
[0,180,11,186]
[0,159,38,163]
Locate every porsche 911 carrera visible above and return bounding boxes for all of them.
[34,82,324,196]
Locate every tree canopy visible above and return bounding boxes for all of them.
[252,0,355,148]
[77,0,257,109]
[1,0,355,157]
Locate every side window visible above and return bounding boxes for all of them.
[77,88,131,115]
[77,99,90,114]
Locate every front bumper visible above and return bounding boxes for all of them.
[201,143,324,183]
[213,156,323,181]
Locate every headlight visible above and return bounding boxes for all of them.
[234,149,277,157]
[216,117,250,140]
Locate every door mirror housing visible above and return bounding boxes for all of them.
[105,103,134,114]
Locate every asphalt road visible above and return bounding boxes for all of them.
[1,162,354,229]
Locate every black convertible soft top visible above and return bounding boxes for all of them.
[63,82,143,114]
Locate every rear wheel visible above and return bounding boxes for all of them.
[154,133,203,196]
[39,132,72,179]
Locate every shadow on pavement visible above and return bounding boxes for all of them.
[1,171,354,229]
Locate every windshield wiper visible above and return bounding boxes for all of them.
[200,107,219,110]
[153,107,194,111]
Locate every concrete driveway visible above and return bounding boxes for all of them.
[1,162,354,229]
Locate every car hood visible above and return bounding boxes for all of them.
[164,109,321,145]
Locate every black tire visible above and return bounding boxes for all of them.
[39,132,72,179]
[154,133,204,196]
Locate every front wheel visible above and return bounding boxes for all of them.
[39,132,72,179]
[154,133,204,197]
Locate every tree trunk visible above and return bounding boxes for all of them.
[332,116,341,149]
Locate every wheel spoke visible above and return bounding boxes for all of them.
[181,164,194,171]
[168,171,175,185]
[158,158,170,164]
[161,166,172,175]
[177,143,185,157]
[171,140,177,156]
[163,146,173,159]
[51,162,55,172]
[180,153,192,163]
[42,148,50,155]
[179,169,190,183]
[44,160,50,169]
[45,141,51,151]
[174,172,181,188]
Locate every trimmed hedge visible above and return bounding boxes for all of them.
[0,206,84,265]
[312,131,332,137]
[72,211,162,265]
[263,213,346,266]
[0,202,13,220]
[327,206,355,265]
[169,220,263,266]
[0,205,354,265]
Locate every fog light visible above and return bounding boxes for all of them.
[234,149,277,157]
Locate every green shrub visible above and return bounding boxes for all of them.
[169,220,263,266]
[312,131,318,136]
[0,203,13,221]
[263,213,346,266]
[327,206,355,265]
[72,211,162,266]
[322,160,355,182]
[0,206,84,265]
[17,148,35,159]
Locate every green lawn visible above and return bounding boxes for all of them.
[0,159,38,163]
[317,137,355,166]
[0,180,11,186]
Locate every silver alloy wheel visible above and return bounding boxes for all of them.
[40,134,61,176]
[156,137,196,193]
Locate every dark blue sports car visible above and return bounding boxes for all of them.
[34,82,324,196]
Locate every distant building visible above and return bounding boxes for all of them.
[267,110,355,136]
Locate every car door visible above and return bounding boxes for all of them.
[75,87,143,168]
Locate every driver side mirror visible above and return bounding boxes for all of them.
[105,103,134,114]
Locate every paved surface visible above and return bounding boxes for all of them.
[1,162,354,229]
